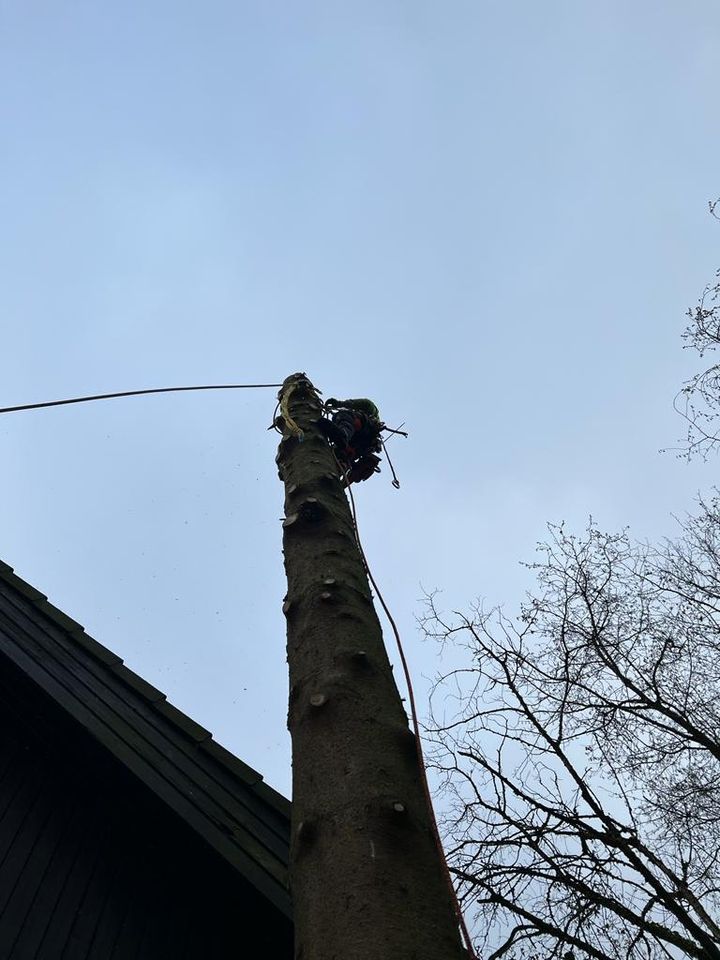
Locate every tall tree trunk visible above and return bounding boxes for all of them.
[277,372,466,960]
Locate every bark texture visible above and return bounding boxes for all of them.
[277,373,466,960]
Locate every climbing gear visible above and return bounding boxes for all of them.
[324,397,380,420]
[279,380,304,441]
[318,395,405,487]
[319,399,383,485]
[381,439,401,490]
[343,480,476,957]
[347,453,382,484]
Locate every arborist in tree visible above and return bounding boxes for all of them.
[319,397,384,484]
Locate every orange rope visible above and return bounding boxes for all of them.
[344,477,476,958]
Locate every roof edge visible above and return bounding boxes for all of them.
[0,559,291,818]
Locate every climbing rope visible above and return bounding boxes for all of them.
[0,382,283,416]
[341,466,476,959]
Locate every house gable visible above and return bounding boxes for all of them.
[0,559,292,942]
[0,652,293,957]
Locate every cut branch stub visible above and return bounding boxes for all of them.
[299,498,325,522]
[295,819,317,848]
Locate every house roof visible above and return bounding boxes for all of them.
[0,559,292,919]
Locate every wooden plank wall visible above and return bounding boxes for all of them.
[0,575,291,915]
[0,655,293,959]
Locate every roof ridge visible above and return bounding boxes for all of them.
[0,559,290,819]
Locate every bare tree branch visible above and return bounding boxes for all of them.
[423,498,720,960]
[666,199,720,460]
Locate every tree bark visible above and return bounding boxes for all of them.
[277,373,466,960]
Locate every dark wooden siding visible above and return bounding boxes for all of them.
[0,568,291,918]
[0,654,293,959]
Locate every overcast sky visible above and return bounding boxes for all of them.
[1,1,718,797]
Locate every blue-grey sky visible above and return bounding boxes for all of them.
[1,1,718,796]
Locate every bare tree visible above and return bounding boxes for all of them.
[674,199,720,460]
[423,496,720,960]
[276,373,466,960]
